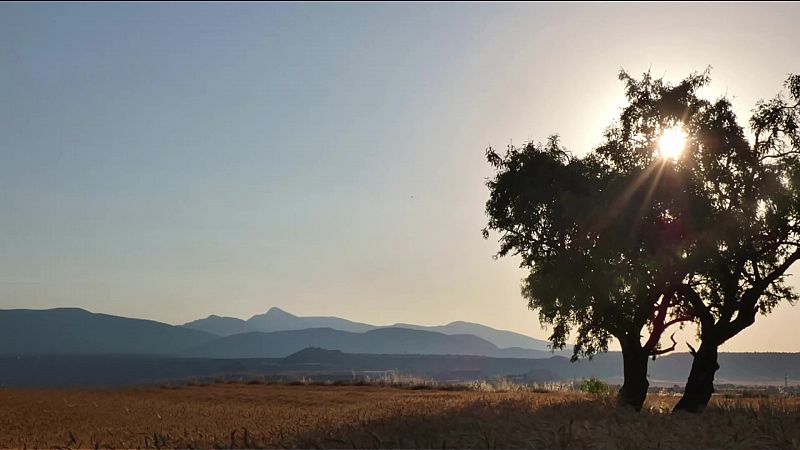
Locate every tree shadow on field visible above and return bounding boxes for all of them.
[290,393,799,450]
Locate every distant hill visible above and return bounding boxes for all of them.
[280,347,567,382]
[0,308,217,356]
[5,308,798,389]
[0,347,799,388]
[279,349,800,386]
[183,307,563,354]
[183,307,375,336]
[248,307,375,333]
[182,315,251,336]
[650,352,800,386]
[0,308,556,360]
[0,349,571,388]
[391,321,554,352]
[184,327,554,359]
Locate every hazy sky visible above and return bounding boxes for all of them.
[2,2,800,352]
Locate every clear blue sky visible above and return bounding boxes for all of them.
[2,2,799,351]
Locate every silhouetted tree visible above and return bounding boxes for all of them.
[670,74,800,413]
[483,71,712,410]
[485,70,800,412]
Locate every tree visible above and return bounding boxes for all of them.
[671,74,800,413]
[483,71,710,410]
[484,69,800,412]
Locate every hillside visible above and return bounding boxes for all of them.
[0,308,554,360]
[184,327,553,359]
[0,308,217,356]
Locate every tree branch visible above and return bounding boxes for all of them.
[721,248,800,343]
[674,284,715,329]
[663,316,693,329]
[651,332,678,357]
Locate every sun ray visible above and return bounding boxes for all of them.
[592,162,662,233]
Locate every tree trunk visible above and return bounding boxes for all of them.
[617,343,650,411]
[673,342,719,413]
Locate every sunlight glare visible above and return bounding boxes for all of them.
[658,127,687,161]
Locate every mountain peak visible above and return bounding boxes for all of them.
[182,314,250,336]
[445,320,478,327]
[263,307,297,319]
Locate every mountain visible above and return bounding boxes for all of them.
[0,308,555,360]
[6,308,797,388]
[247,307,375,333]
[183,307,376,336]
[391,321,554,352]
[0,308,217,356]
[182,315,251,336]
[184,327,554,359]
[183,308,563,354]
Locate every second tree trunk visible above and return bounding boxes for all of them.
[673,342,719,413]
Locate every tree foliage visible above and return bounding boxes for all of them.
[484,70,800,372]
[675,74,800,343]
[483,70,712,362]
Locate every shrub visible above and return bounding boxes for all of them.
[580,377,612,396]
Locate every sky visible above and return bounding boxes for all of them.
[2,2,800,352]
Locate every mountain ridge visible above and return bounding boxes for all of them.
[183,326,554,359]
[182,307,558,352]
[0,308,559,359]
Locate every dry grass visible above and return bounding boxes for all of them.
[1,384,798,449]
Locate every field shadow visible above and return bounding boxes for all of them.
[288,395,629,449]
[288,393,799,449]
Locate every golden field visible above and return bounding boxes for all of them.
[1,384,799,449]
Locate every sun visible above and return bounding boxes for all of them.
[658,126,687,161]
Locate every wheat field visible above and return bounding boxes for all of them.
[1,384,798,449]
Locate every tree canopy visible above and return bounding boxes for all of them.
[677,73,800,343]
[483,70,711,360]
[670,73,800,412]
[484,69,800,411]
